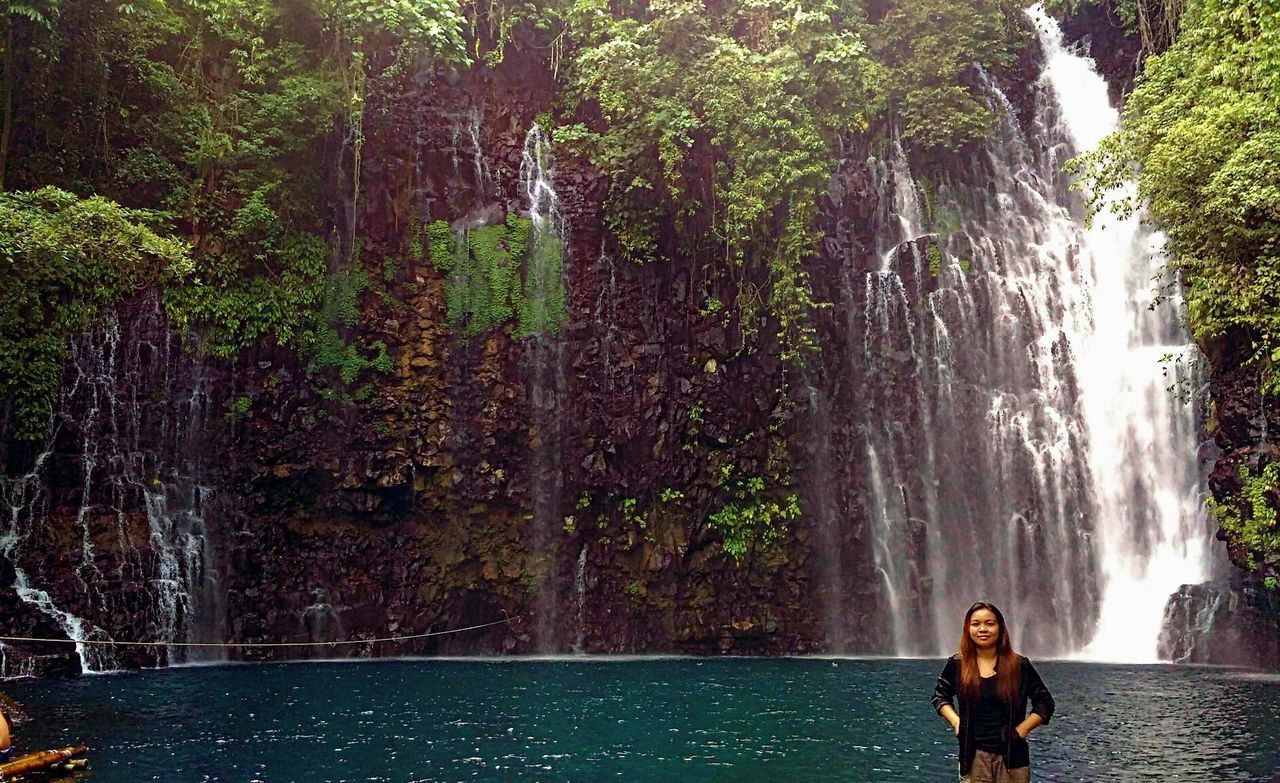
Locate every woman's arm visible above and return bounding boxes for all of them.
[940,704,960,733]
[1020,658,1054,735]
[931,657,960,731]
[1014,712,1042,738]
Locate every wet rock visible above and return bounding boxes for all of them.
[1159,576,1280,670]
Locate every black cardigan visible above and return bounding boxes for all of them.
[931,654,1055,776]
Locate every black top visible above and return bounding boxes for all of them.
[971,675,1007,753]
[930,654,1055,777]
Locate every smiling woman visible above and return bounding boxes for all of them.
[932,602,1056,783]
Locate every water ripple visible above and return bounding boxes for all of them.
[4,659,1278,782]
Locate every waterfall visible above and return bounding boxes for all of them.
[594,238,620,392]
[0,296,225,672]
[803,383,847,650]
[519,123,570,651]
[449,107,496,204]
[519,123,567,337]
[0,437,110,673]
[868,134,927,262]
[1027,4,1218,661]
[572,543,589,653]
[467,107,496,202]
[853,7,1217,659]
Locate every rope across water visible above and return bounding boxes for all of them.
[0,614,515,649]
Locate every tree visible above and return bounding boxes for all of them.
[1,0,59,190]
[866,0,1022,154]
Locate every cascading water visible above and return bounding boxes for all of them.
[802,383,847,650]
[0,296,224,672]
[594,238,620,392]
[1028,4,1220,661]
[467,107,496,202]
[854,7,1218,659]
[572,543,589,653]
[0,422,115,673]
[867,134,927,262]
[519,123,570,652]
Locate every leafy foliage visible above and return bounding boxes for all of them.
[866,0,1023,153]
[518,215,566,337]
[3,0,1040,441]
[464,0,563,66]
[1068,0,1280,583]
[427,215,565,337]
[302,267,393,385]
[1043,0,1185,52]
[711,458,798,562]
[559,0,874,360]
[2,0,468,423]
[1207,461,1280,574]
[1072,0,1280,394]
[0,187,192,439]
[708,467,801,562]
[557,0,1027,361]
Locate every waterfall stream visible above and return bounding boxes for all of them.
[855,7,1219,659]
[519,123,571,652]
[1028,5,1219,661]
[0,297,224,673]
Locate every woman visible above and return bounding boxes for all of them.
[931,601,1055,783]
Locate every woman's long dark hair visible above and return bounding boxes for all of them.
[958,601,1020,704]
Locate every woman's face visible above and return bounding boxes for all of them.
[968,608,1000,650]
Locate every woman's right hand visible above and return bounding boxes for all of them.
[951,719,960,736]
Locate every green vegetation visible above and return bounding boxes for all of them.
[2,0,1035,440]
[304,267,393,385]
[709,466,801,562]
[1,0,467,438]
[1068,0,1280,578]
[520,220,568,337]
[869,0,1023,153]
[1207,462,1280,573]
[224,394,253,422]
[1073,0,1280,394]
[559,0,868,359]
[426,215,566,337]
[927,244,945,277]
[0,188,191,439]
[619,496,646,530]
[1045,0,1184,52]
[557,0,1026,361]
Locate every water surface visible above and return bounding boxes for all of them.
[7,658,1279,781]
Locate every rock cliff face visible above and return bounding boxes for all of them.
[1186,332,1280,669]
[0,40,896,670]
[1159,574,1280,669]
[1058,3,1143,104]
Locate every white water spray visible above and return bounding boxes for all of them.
[1027,4,1216,662]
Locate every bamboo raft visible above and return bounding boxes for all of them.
[0,747,89,780]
